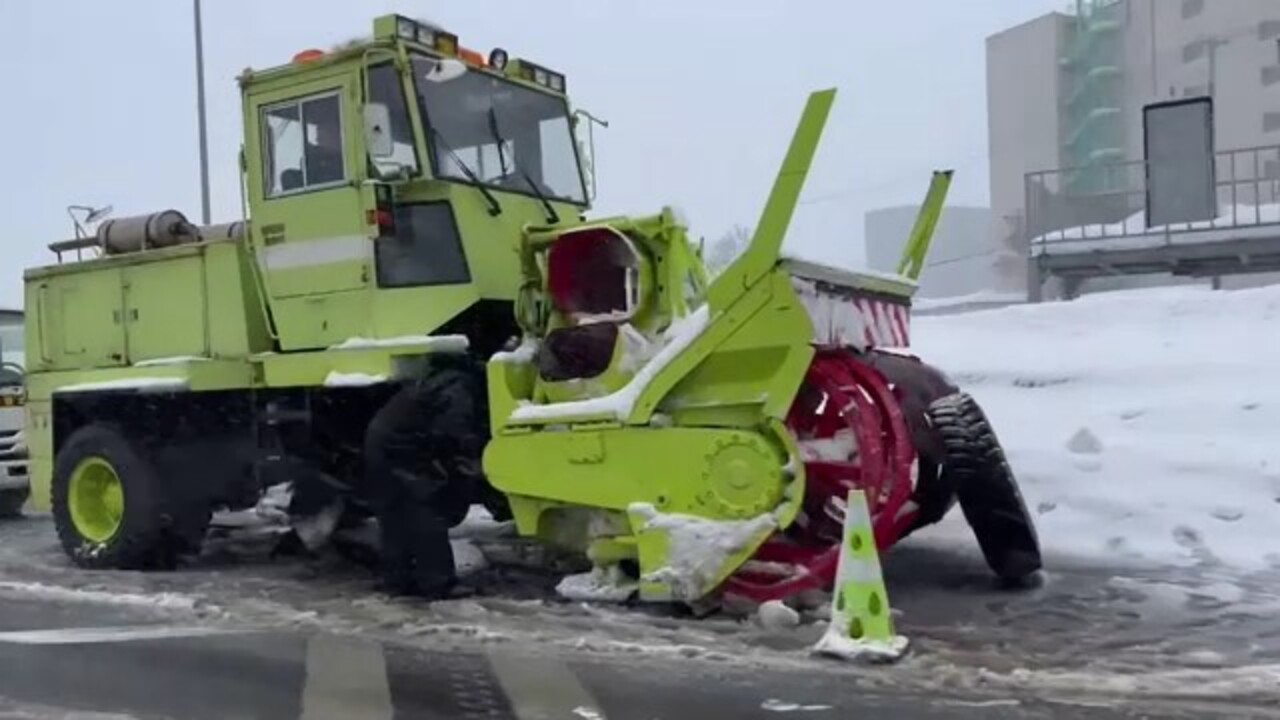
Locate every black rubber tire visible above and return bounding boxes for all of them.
[0,488,27,518]
[51,424,172,569]
[928,392,1042,582]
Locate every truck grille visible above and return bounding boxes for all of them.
[0,429,25,462]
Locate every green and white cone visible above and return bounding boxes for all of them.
[812,489,909,663]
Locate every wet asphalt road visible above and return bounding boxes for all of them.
[0,514,1276,717]
[0,594,1219,720]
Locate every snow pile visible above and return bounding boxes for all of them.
[629,502,777,601]
[328,334,469,352]
[510,305,712,423]
[1032,202,1280,254]
[912,284,1280,569]
[323,371,387,387]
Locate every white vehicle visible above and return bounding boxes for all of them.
[0,311,28,516]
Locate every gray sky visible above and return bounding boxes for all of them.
[0,0,1063,309]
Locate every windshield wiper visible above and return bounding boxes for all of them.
[519,169,560,225]
[486,107,558,224]
[486,108,511,177]
[428,126,503,217]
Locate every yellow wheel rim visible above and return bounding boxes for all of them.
[68,457,124,543]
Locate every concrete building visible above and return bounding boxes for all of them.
[864,205,997,299]
[987,0,1280,295]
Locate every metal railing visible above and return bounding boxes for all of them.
[1026,143,1280,252]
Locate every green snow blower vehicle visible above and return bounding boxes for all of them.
[22,15,1040,604]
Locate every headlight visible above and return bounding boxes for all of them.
[533,68,548,86]
[417,26,437,47]
[548,73,565,92]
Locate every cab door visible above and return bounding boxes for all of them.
[251,77,372,299]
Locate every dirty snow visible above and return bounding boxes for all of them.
[629,502,777,601]
[0,581,201,611]
[1031,202,1280,254]
[328,334,469,352]
[323,371,387,387]
[510,305,712,423]
[911,284,1280,569]
[53,377,189,394]
[556,566,637,602]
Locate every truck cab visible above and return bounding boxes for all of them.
[0,310,29,516]
[240,15,591,356]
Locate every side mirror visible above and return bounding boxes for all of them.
[363,103,394,159]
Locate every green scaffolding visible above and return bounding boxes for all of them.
[1060,0,1127,193]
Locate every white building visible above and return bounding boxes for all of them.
[987,0,1280,295]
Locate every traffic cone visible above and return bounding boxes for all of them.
[812,489,909,663]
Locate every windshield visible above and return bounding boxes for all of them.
[411,57,587,206]
[0,324,22,372]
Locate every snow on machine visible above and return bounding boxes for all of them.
[21,15,1040,607]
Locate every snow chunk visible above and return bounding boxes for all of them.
[556,566,637,602]
[491,339,539,364]
[54,377,188,394]
[755,600,801,630]
[798,429,857,462]
[328,334,469,352]
[133,355,209,367]
[451,538,488,576]
[510,305,712,423]
[1066,427,1104,455]
[761,699,833,713]
[323,371,387,387]
[629,502,777,602]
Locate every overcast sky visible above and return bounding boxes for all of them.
[0,0,1064,309]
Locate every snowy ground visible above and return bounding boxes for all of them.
[0,285,1277,708]
[911,283,1280,571]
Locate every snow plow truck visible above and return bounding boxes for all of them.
[22,15,1040,606]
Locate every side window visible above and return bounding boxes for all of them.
[368,64,420,174]
[262,93,346,196]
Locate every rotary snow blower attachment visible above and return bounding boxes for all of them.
[484,88,1042,609]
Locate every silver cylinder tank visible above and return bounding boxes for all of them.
[97,210,199,255]
[199,221,247,242]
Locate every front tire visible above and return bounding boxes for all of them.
[52,424,172,569]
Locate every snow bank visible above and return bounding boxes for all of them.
[1032,202,1280,254]
[912,284,1280,569]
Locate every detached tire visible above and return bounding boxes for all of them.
[52,424,170,569]
[928,392,1042,582]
